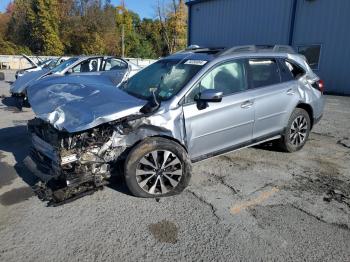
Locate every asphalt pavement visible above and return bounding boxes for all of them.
[0,70,349,262]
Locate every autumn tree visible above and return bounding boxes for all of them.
[1,0,187,57]
[156,0,187,54]
[0,2,31,55]
[6,0,32,47]
[28,0,64,55]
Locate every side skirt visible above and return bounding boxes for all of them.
[191,132,282,163]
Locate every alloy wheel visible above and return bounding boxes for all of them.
[136,150,183,195]
[290,115,308,146]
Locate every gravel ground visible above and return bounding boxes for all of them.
[0,70,349,262]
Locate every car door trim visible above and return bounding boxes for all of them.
[257,111,287,121]
[193,120,255,139]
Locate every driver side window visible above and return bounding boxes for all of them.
[72,58,101,73]
[185,59,247,104]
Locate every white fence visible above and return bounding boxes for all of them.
[0,55,157,70]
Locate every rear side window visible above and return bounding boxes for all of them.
[247,59,280,88]
[284,60,305,79]
[103,58,128,71]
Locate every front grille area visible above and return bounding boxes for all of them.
[28,118,62,147]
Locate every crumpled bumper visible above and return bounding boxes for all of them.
[23,150,59,183]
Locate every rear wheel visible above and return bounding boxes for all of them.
[124,137,191,198]
[278,108,311,152]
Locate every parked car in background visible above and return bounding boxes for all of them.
[10,56,141,108]
[24,45,325,204]
[15,55,68,79]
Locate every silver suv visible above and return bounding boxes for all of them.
[25,45,325,203]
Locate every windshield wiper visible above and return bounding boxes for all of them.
[140,87,160,114]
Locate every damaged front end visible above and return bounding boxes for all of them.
[25,118,127,204]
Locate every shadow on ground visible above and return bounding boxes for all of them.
[0,125,38,187]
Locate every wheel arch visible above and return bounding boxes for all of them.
[129,135,188,153]
[296,103,314,128]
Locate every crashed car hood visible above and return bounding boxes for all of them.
[27,78,146,133]
[22,54,38,67]
[10,68,50,94]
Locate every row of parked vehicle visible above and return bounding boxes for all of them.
[10,55,141,107]
[9,46,324,205]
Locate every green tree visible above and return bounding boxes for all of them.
[28,0,64,55]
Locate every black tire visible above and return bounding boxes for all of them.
[278,108,311,152]
[124,137,192,198]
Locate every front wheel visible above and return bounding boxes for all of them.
[278,108,311,152]
[124,137,192,198]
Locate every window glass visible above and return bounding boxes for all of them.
[185,60,247,103]
[72,58,101,73]
[248,59,280,88]
[278,59,294,82]
[298,45,321,70]
[51,57,79,73]
[284,60,305,79]
[104,58,128,71]
[120,59,205,101]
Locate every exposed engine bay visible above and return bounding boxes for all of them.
[24,102,184,205]
[26,117,133,205]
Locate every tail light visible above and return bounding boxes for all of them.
[312,80,325,93]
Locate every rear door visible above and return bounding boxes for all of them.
[182,59,255,160]
[100,58,129,83]
[247,58,299,139]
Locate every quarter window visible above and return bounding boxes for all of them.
[298,45,321,70]
[284,60,305,79]
[248,59,281,88]
[185,60,247,103]
[278,59,294,82]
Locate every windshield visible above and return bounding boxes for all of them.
[120,58,206,101]
[42,59,58,69]
[51,57,79,74]
[37,59,51,66]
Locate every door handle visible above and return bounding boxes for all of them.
[287,89,295,95]
[241,100,254,109]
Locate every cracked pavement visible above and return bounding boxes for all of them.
[0,71,350,261]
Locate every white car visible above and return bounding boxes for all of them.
[15,54,69,79]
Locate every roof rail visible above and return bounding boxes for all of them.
[175,45,225,54]
[218,45,296,56]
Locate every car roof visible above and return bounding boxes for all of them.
[164,51,217,62]
[170,45,298,61]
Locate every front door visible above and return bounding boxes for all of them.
[182,59,255,160]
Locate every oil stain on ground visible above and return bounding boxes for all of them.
[148,220,178,244]
[0,152,17,189]
[0,186,34,206]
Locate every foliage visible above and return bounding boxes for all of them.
[0,0,187,58]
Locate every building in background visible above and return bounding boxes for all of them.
[186,0,350,95]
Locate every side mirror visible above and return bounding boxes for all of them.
[65,68,73,75]
[194,89,223,110]
[195,89,223,102]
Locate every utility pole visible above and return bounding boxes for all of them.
[121,24,125,58]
